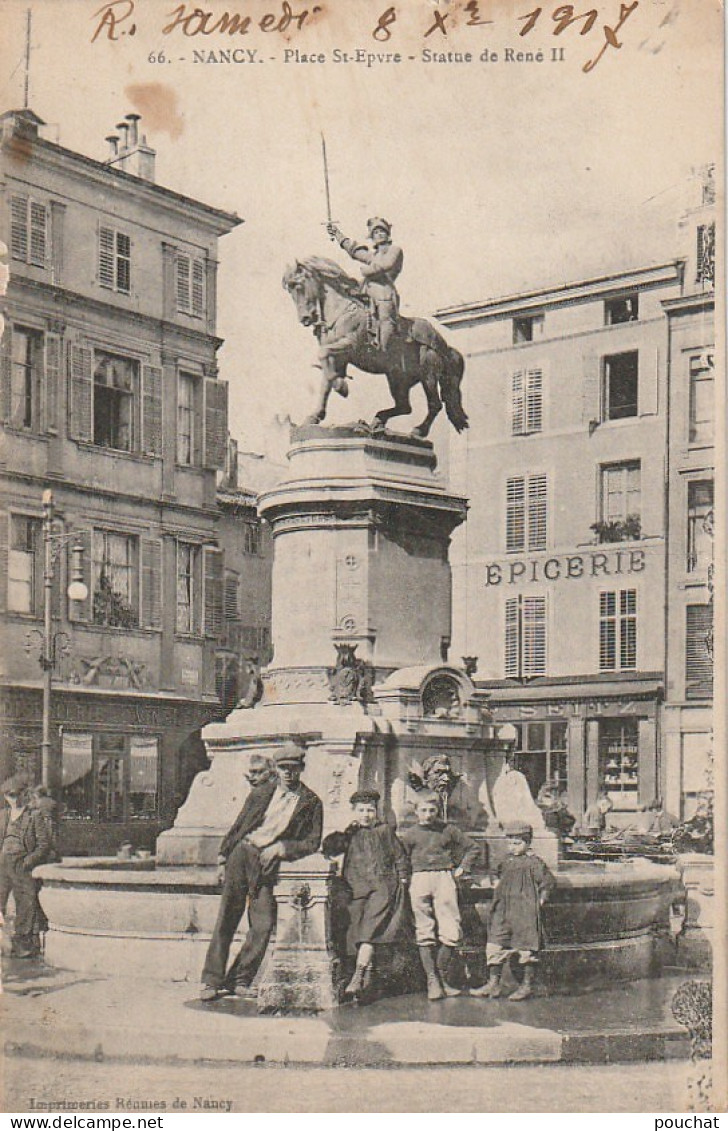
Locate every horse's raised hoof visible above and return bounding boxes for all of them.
[370,418,386,436]
[302,414,324,427]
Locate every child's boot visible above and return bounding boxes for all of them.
[470,965,503,998]
[508,962,535,1000]
[437,944,462,996]
[418,946,445,1000]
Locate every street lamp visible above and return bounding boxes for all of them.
[27,490,88,790]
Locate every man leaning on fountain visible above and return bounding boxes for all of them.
[200,743,323,1002]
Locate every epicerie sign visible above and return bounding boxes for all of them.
[485,548,646,586]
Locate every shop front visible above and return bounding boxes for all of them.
[482,673,663,823]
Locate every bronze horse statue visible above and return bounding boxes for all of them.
[282,257,468,438]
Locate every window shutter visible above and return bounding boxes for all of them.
[176,255,191,312]
[141,538,163,629]
[192,259,205,315]
[638,346,659,416]
[526,368,543,432]
[686,605,713,699]
[224,569,239,622]
[506,477,525,553]
[98,226,115,288]
[511,370,525,435]
[504,597,519,678]
[0,511,7,614]
[203,546,224,639]
[116,232,131,294]
[29,201,47,267]
[67,527,92,623]
[10,195,28,261]
[582,354,600,425]
[203,378,228,469]
[527,474,548,550]
[599,591,616,670]
[68,344,93,442]
[44,333,62,433]
[0,325,12,423]
[522,596,546,676]
[142,364,163,456]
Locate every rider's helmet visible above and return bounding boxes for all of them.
[367,217,392,240]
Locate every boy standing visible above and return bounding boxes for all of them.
[399,793,479,1000]
[471,820,555,1001]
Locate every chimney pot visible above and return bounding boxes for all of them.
[105,134,119,158]
[116,122,129,149]
[125,112,141,148]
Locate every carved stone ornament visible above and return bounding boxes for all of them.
[327,644,373,706]
[421,673,462,719]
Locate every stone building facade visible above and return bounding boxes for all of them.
[437,261,685,821]
[0,107,242,852]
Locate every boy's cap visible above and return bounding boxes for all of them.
[415,791,441,806]
[350,789,380,806]
[272,743,306,766]
[502,820,532,837]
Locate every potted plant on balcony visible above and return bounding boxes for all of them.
[590,514,642,543]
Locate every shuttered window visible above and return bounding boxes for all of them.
[10,195,47,267]
[599,589,637,671]
[203,378,228,469]
[511,368,543,435]
[176,542,200,635]
[504,595,547,678]
[506,474,547,552]
[203,546,224,639]
[141,538,163,629]
[99,226,131,294]
[686,605,713,699]
[176,254,206,316]
[224,570,239,622]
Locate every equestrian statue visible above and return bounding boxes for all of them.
[282,215,468,439]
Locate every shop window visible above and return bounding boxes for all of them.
[92,530,138,628]
[599,719,639,808]
[604,294,638,325]
[689,355,714,444]
[8,515,41,614]
[511,368,543,435]
[506,474,548,552]
[687,481,714,573]
[599,589,637,670]
[512,719,568,798]
[686,604,713,700]
[215,653,240,714]
[176,254,206,317]
[602,351,638,421]
[60,732,159,822]
[513,314,544,344]
[10,194,47,267]
[9,326,43,430]
[93,351,136,451]
[98,226,131,294]
[505,595,547,679]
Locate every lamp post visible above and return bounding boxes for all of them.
[28,490,88,789]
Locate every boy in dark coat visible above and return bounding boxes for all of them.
[323,789,410,999]
[471,820,555,1001]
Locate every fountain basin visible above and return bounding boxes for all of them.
[34,856,685,993]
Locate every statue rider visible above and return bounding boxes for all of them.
[327,217,403,352]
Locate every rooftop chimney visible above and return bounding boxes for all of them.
[125,113,141,147]
[105,112,156,182]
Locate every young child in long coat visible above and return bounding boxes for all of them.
[323,789,410,998]
[471,820,555,1001]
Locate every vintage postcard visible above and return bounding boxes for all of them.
[0,0,724,1115]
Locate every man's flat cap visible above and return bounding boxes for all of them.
[350,789,380,806]
[502,820,532,837]
[272,742,306,766]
